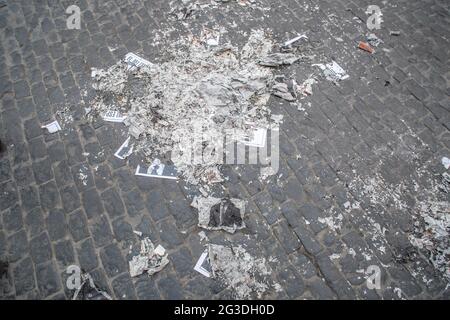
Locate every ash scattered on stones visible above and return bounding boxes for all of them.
[90,30,288,192]
[208,244,279,299]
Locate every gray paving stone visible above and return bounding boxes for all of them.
[35,261,61,298]
[46,208,68,241]
[39,181,60,211]
[30,232,52,264]
[77,238,98,272]
[89,215,114,247]
[13,257,36,296]
[24,207,45,238]
[112,273,137,300]
[3,205,23,232]
[273,220,302,254]
[135,277,161,300]
[100,243,127,277]
[60,184,81,214]
[81,188,103,219]
[54,240,75,267]
[7,229,29,262]
[68,209,90,242]
[157,276,185,300]
[32,159,54,185]
[101,187,125,219]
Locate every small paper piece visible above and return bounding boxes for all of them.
[125,52,153,71]
[239,128,267,148]
[135,159,178,180]
[72,272,112,300]
[114,137,134,160]
[442,157,450,170]
[313,61,349,82]
[102,110,127,123]
[194,250,212,278]
[41,120,61,133]
[191,197,246,234]
[129,238,169,277]
[283,34,308,47]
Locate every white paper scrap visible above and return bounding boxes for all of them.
[283,34,308,47]
[125,52,153,71]
[135,159,178,180]
[442,157,450,170]
[41,120,61,134]
[114,137,134,160]
[194,250,211,278]
[102,110,127,123]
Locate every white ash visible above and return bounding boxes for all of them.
[90,30,285,190]
[208,244,279,299]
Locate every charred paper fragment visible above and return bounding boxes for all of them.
[129,238,169,277]
[41,120,62,133]
[194,250,212,278]
[72,272,112,300]
[313,61,349,82]
[135,159,178,180]
[169,0,199,20]
[102,110,127,123]
[191,197,246,233]
[258,53,299,67]
[271,81,297,102]
[114,137,134,160]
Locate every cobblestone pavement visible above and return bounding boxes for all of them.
[0,0,449,300]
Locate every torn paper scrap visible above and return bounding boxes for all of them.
[313,61,349,82]
[283,34,308,47]
[135,159,178,180]
[194,250,212,278]
[124,52,153,71]
[191,197,246,233]
[129,238,169,277]
[297,78,317,96]
[238,128,267,148]
[258,53,299,67]
[442,157,450,170]
[41,120,61,134]
[114,137,134,160]
[72,272,112,300]
[102,110,127,123]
